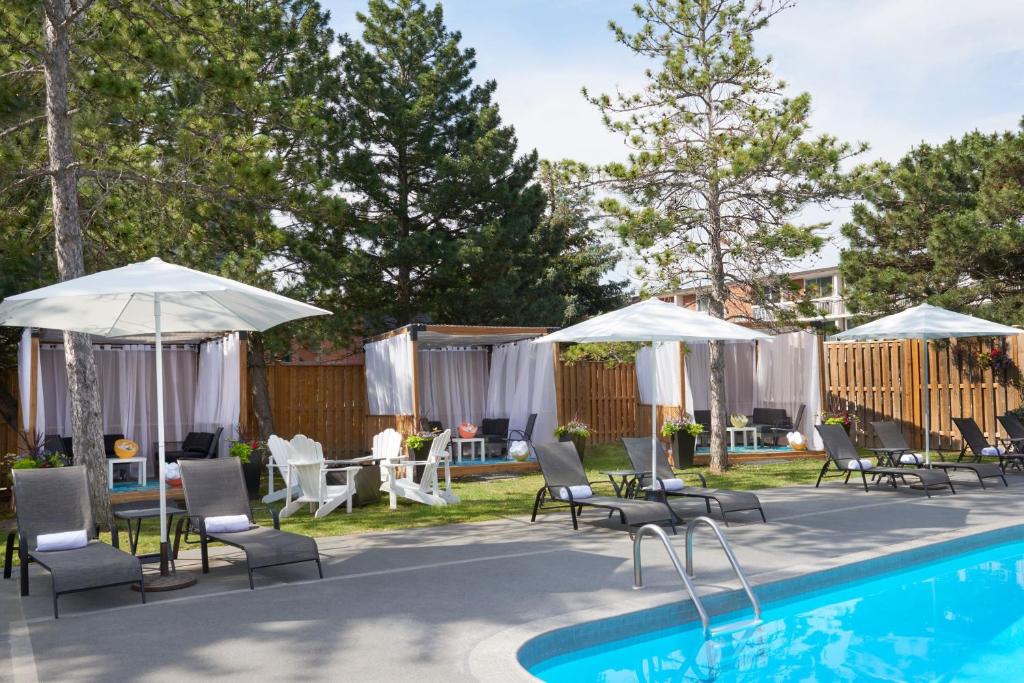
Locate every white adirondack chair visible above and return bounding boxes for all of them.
[380,429,459,510]
[280,435,362,518]
[262,434,300,504]
[373,428,404,482]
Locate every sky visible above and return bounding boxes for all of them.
[321,0,1024,274]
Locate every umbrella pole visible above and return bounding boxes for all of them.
[922,337,931,467]
[651,342,658,487]
[145,295,196,591]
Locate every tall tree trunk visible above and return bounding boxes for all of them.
[706,181,729,474]
[42,0,111,524]
[247,333,275,440]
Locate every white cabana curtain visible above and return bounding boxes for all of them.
[755,331,822,448]
[682,343,756,415]
[417,348,489,429]
[17,329,45,432]
[485,341,557,445]
[39,343,198,467]
[365,334,414,415]
[636,342,682,406]
[193,333,239,459]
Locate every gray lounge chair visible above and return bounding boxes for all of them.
[871,421,1006,488]
[996,415,1024,471]
[179,459,322,588]
[621,437,766,524]
[531,441,681,533]
[816,424,955,496]
[12,466,144,618]
[954,417,1024,473]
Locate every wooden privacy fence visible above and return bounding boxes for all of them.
[824,336,1024,451]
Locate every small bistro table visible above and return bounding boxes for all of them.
[451,437,486,463]
[107,455,147,489]
[726,426,759,450]
[113,502,187,561]
[601,469,650,498]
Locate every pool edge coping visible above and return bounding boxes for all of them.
[466,517,1024,682]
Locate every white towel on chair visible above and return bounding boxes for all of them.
[556,485,593,501]
[35,530,88,552]
[845,459,875,471]
[982,446,1005,456]
[651,478,685,491]
[204,515,251,533]
[899,452,924,465]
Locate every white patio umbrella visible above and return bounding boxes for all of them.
[533,298,770,482]
[833,303,1019,465]
[0,257,329,586]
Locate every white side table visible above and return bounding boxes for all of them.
[108,456,147,489]
[726,426,758,450]
[450,437,485,463]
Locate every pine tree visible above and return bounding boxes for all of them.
[325,0,547,331]
[841,125,1024,325]
[588,0,863,472]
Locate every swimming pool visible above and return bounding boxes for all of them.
[526,533,1024,682]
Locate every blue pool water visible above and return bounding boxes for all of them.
[529,539,1024,682]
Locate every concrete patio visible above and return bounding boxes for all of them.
[4,471,1024,682]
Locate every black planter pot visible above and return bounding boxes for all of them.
[409,439,434,484]
[559,434,587,463]
[672,432,696,469]
[241,451,264,500]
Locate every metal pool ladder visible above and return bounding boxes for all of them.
[632,516,761,637]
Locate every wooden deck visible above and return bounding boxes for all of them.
[110,487,185,506]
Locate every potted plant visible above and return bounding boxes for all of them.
[822,411,854,435]
[229,439,264,499]
[661,416,704,468]
[554,418,591,463]
[405,433,435,483]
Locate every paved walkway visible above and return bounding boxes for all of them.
[4,472,1024,682]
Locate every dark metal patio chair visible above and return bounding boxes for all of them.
[621,437,766,524]
[179,458,322,589]
[11,466,144,618]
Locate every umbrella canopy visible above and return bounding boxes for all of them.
[832,303,1020,465]
[0,257,328,335]
[832,303,1020,341]
[534,298,770,483]
[0,257,329,582]
[535,297,771,345]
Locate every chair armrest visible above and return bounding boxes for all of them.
[248,504,280,530]
[507,429,529,440]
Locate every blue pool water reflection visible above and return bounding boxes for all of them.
[530,540,1024,682]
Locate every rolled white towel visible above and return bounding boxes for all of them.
[651,478,685,491]
[204,514,251,534]
[36,529,88,552]
[845,458,875,471]
[981,446,1005,456]
[899,452,924,465]
[556,485,593,501]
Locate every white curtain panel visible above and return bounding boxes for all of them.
[635,342,682,407]
[39,343,198,468]
[194,333,239,459]
[417,348,490,429]
[17,329,45,433]
[484,341,557,445]
[754,331,822,448]
[682,342,756,415]
[365,333,414,415]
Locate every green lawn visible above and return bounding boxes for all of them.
[0,444,843,561]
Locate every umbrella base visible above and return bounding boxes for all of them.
[135,572,197,592]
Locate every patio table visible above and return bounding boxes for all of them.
[108,455,147,489]
[601,469,648,498]
[113,502,187,564]
[451,437,485,463]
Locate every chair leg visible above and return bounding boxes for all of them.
[530,488,546,523]
[568,501,579,530]
[815,461,830,488]
[3,531,14,580]
[53,592,59,619]
[315,559,323,579]
[200,536,210,574]
[19,542,29,597]
[860,471,869,493]
[138,578,147,605]
[248,568,255,590]
[759,508,767,523]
